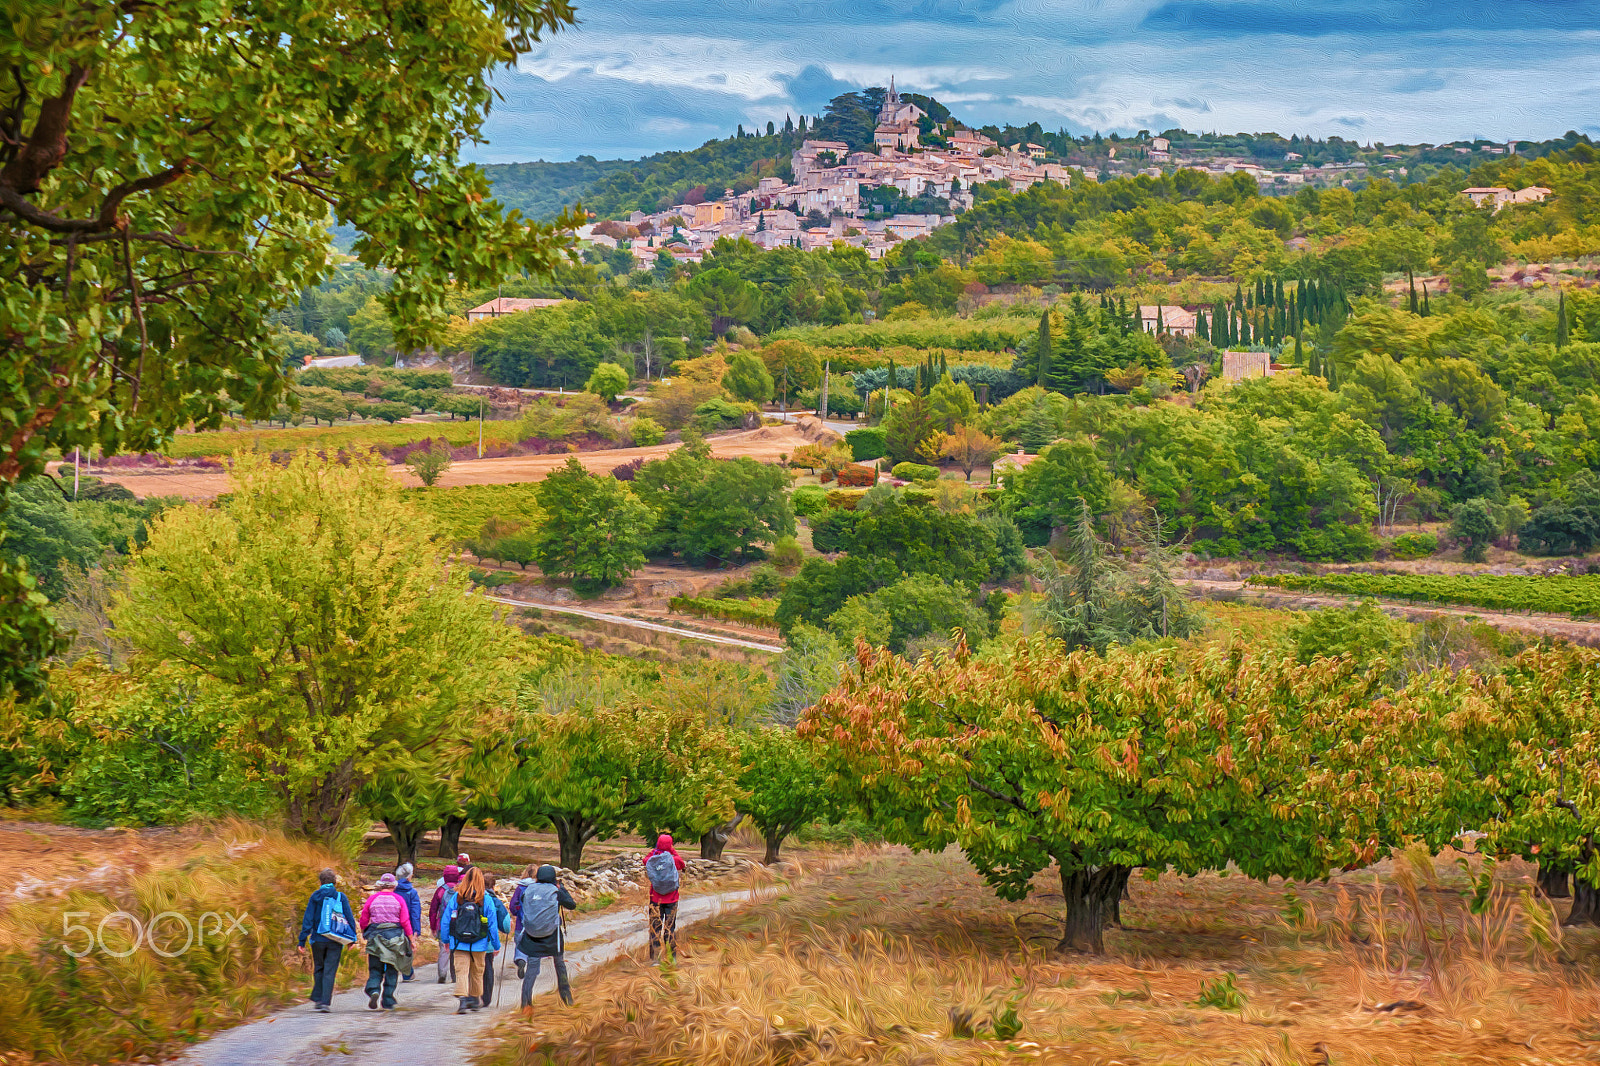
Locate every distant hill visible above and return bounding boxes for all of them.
[477,85,1595,223]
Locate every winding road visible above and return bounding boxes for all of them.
[173,890,754,1066]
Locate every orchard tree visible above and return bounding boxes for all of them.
[803,639,1424,952]
[632,439,796,564]
[0,1,580,695]
[115,452,516,839]
[531,457,655,591]
[739,726,836,864]
[496,700,743,870]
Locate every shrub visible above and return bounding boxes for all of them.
[810,508,858,552]
[836,464,877,487]
[791,485,829,517]
[668,595,781,630]
[844,426,888,462]
[824,490,867,513]
[891,462,940,483]
[749,563,787,595]
[1389,531,1439,560]
[585,362,631,403]
[770,536,804,572]
[611,457,646,481]
[629,417,666,446]
[692,397,755,433]
[405,442,453,486]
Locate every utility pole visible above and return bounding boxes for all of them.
[478,396,485,458]
[73,448,80,500]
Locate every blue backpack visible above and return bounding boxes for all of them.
[315,893,357,944]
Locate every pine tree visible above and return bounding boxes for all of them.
[1036,308,1052,389]
[1558,288,1570,348]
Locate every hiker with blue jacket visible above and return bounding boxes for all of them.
[393,864,423,983]
[479,872,513,1008]
[517,864,577,1007]
[438,866,500,1014]
[644,834,686,962]
[297,869,358,1013]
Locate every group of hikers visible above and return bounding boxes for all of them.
[296,834,688,1014]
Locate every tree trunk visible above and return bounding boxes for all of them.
[386,820,428,869]
[1056,863,1130,953]
[700,813,744,860]
[764,832,784,866]
[437,814,467,860]
[1538,863,1571,900]
[551,815,595,871]
[282,763,357,841]
[1109,866,1133,928]
[1565,874,1600,926]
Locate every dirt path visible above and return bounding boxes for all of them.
[488,594,785,654]
[1185,578,1600,647]
[84,424,820,500]
[171,889,756,1066]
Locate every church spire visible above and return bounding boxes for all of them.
[888,75,897,104]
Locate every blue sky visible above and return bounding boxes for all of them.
[467,0,1600,163]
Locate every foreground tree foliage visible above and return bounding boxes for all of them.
[0,0,580,694]
[114,453,515,839]
[803,639,1430,952]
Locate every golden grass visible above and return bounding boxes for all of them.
[0,820,347,1065]
[486,849,1600,1066]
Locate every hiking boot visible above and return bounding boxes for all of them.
[368,991,380,1010]
[455,997,471,1015]
[515,960,526,979]
[466,997,482,1012]
[315,1003,330,1014]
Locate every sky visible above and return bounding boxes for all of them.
[466,0,1600,164]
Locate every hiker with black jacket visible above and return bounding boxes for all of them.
[517,864,577,1007]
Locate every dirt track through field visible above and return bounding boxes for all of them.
[83,424,821,500]
[172,890,756,1066]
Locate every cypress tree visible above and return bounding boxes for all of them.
[1421,283,1431,317]
[1119,295,1131,335]
[1293,332,1303,366]
[1155,305,1165,335]
[1407,270,1418,315]
[1255,277,1267,307]
[1240,314,1252,346]
[1558,289,1570,348]
[1288,290,1298,330]
[1235,282,1245,310]
[939,350,948,379]
[1275,276,1285,309]
[1197,310,1209,344]
[1213,299,1227,343]
[1036,308,1052,388]
[886,354,897,392]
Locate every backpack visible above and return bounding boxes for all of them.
[315,893,357,945]
[521,883,561,938]
[449,898,490,944]
[645,850,680,895]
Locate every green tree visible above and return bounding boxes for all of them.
[632,443,795,564]
[685,267,761,335]
[0,479,102,600]
[347,296,395,358]
[723,351,775,404]
[585,362,631,404]
[496,699,742,869]
[1036,308,1053,387]
[405,442,453,487]
[881,392,942,465]
[1450,496,1501,563]
[827,573,992,655]
[0,1,581,695]
[738,726,836,864]
[114,453,514,839]
[761,340,821,410]
[531,457,655,591]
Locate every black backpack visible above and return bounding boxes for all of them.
[450,898,489,943]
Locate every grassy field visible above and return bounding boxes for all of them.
[0,821,346,1065]
[404,482,544,541]
[488,849,1595,1066]
[1247,572,1600,618]
[166,419,524,459]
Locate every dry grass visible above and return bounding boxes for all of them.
[0,820,346,1065]
[485,849,1600,1066]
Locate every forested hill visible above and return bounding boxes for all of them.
[483,127,803,221]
